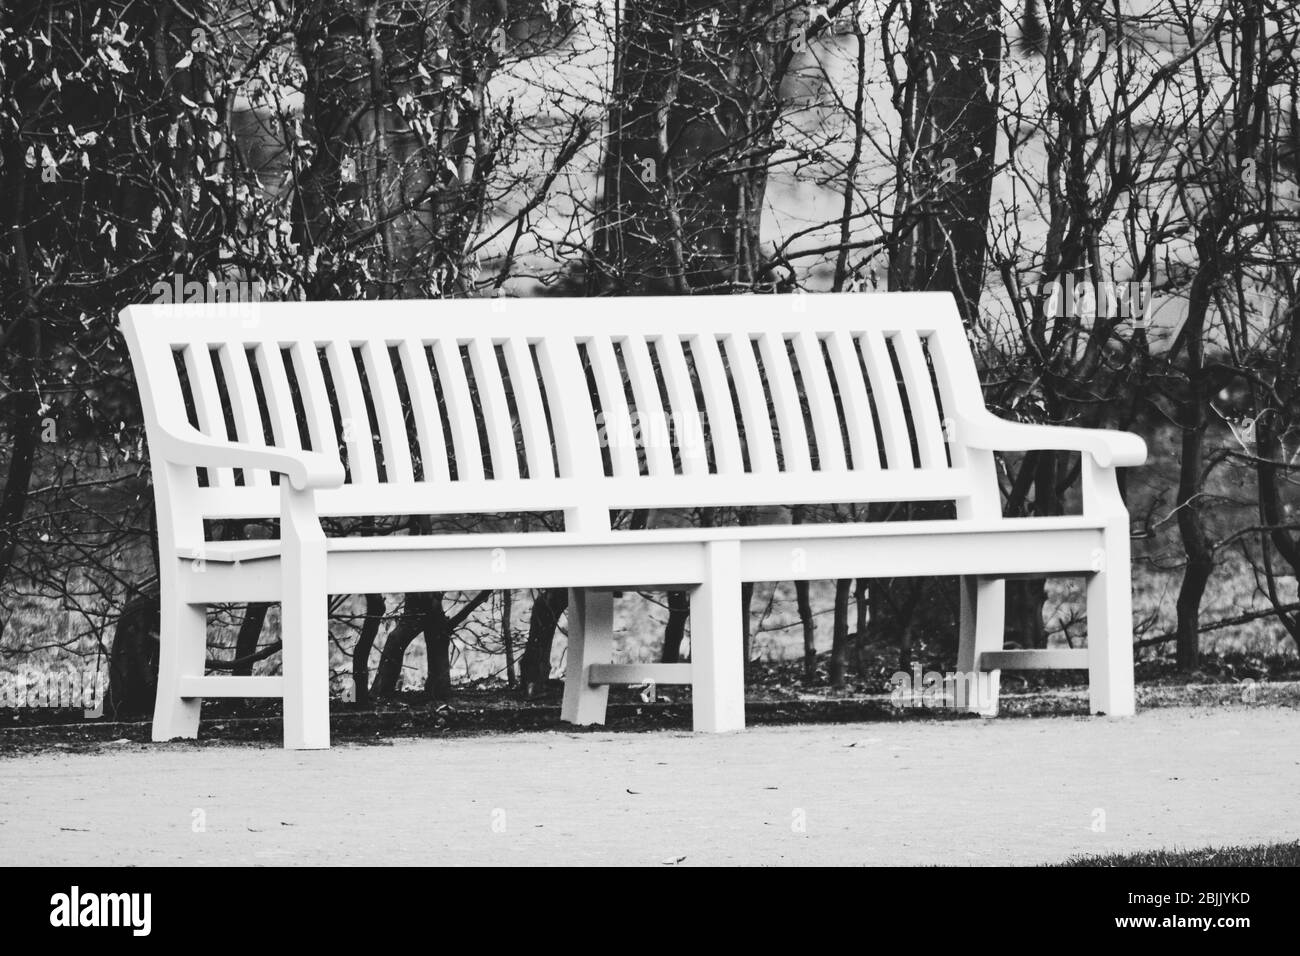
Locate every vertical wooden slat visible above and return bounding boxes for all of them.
[431,338,483,481]
[792,331,846,471]
[183,344,234,487]
[721,333,777,474]
[825,330,879,469]
[325,340,378,484]
[654,334,708,476]
[361,340,415,483]
[893,331,948,468]
[925,307,1002,520]
[254,344,302,451]
[467,338,519,480]
[585,336,639,477]
[289,341,340,464]
[535,335,607,531]
[503,338,554,480]
[620,335,674,478]
[924,329,973,469]
[397,339,450,482]
[858,330,914,469]
[756,332,811,472]
[216,343,270,486]
[688,333,744,474]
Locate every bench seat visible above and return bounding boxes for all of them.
[178,514,1110,565]
[175,516,1112,601]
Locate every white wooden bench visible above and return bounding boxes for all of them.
[120,293,1146,749]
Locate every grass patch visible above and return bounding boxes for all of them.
[1064,840,1300,867]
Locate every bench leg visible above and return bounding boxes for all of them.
[152,597,206,741]
[690,540,745,733]
[956,576,1003,717]
[280,539,330,750]
[1087,526,1136,716]
[561,588,613,726]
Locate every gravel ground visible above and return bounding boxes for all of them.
[2,705,1297,866]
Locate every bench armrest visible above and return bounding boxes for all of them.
[154,421,346,490]
[955,412,1147,469]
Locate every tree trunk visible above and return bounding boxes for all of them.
[796,580,816,682]
[352,593,386,706]
[1173,244,1219,673]
[232,604,270,677]
[663,590,689,663]
[1174,420,1212,671]
[877,0,1002,669]
[85,4,209,710]
[519,587,569,697]
[593,0,780,293]
[829,578,852,688]
[853,578,868,674]
[0,93,43,618]
[103,592,161,720]
[0,371,39,633]
[371,593,436,697]
[1005,581,1047,649]
[888,0,1001,321]
[501,589,515,688]
[740,580,755,673]
[293,2,507,707]
[425,601,455,702]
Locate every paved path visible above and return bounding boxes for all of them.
[2,706,1296,865]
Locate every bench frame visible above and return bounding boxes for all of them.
[121,293,1145,749]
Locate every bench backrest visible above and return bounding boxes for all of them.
[120,292,1000,543]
